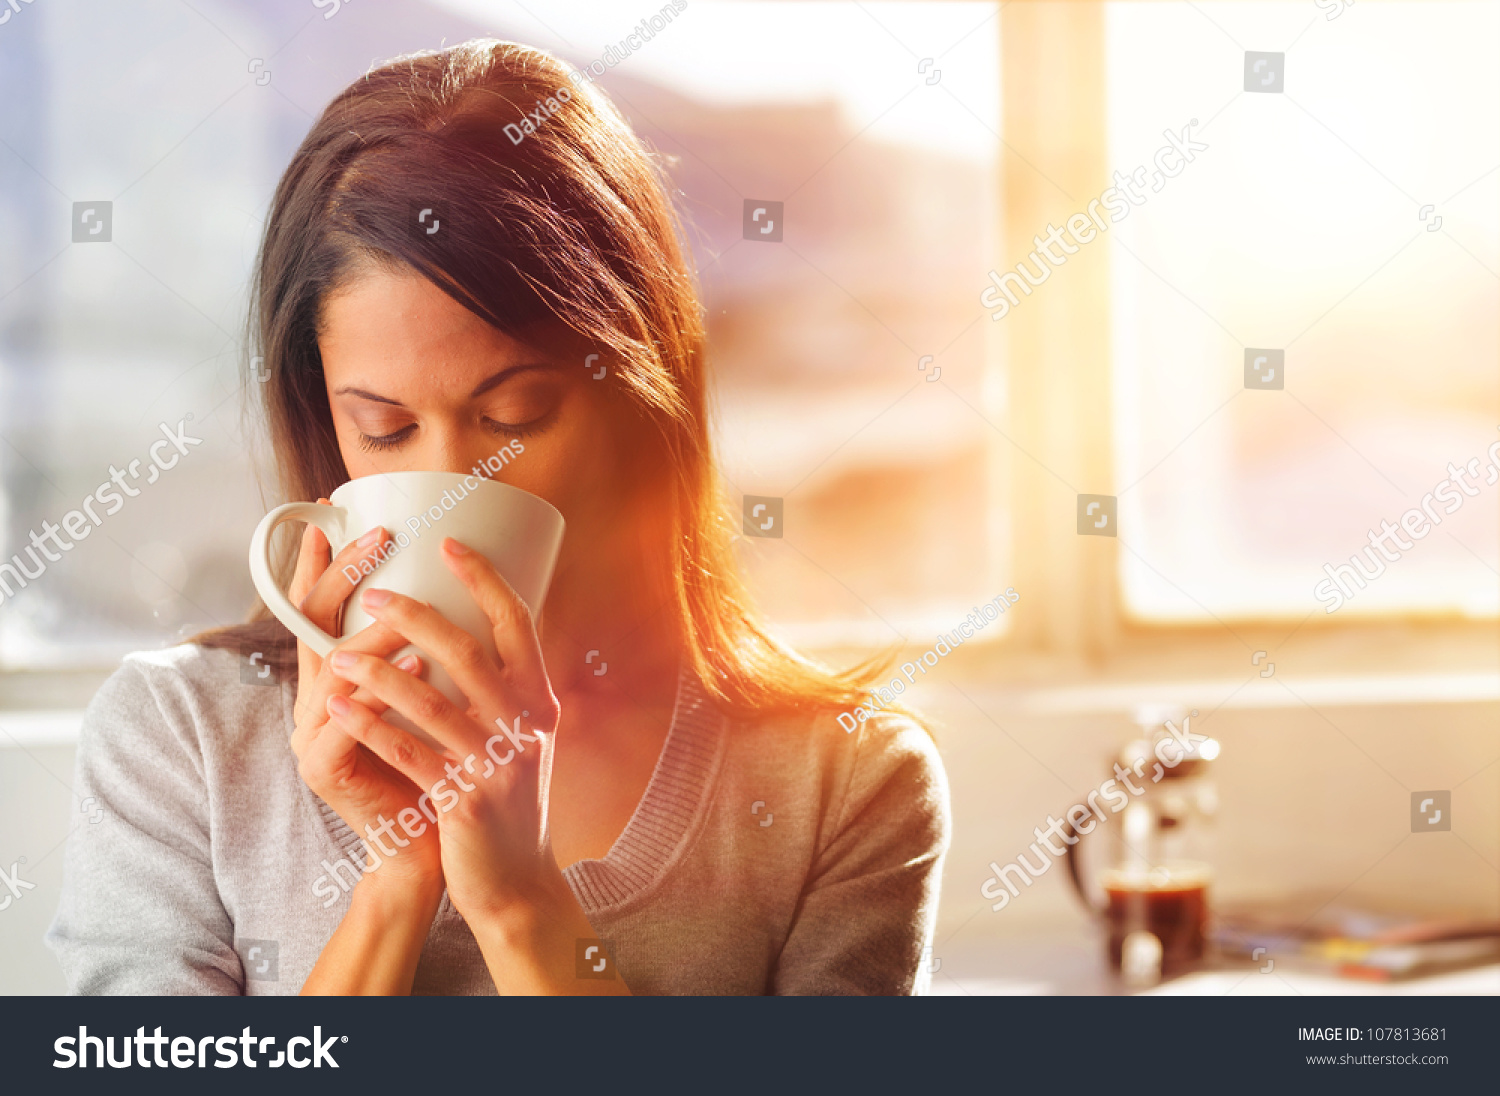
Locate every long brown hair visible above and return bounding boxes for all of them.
[199,38,899,720]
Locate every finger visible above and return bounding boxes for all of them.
[301,622,427,725]
[291,501,336,688]
[334,619,416,659]
[288,500,334,608]
[291,650,421,755]
[291,619,412,733]
[297,703,424,814]
[437,538,554,714]
[325,693,448,792]
[300,525,396,633]
[438,539,547,677]
[292,653,416,732]
[297,706,366,793]
[353,584,515,719]
[326,648,484,758]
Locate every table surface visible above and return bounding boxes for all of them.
[926,932,1500,995]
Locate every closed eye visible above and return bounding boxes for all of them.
[357,423,419,452]
[482,409,554,439]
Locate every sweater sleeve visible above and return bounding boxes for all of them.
[771,712,951,995]
[45,656,243,995]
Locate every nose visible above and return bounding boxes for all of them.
[421,425,494,478]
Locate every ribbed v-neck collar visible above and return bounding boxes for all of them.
[563,665,725,915]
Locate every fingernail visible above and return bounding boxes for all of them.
[396,655,420,672]
[327,694,351,717]
[330,651,357,670]
[362,588,391,609]
[443,538,470,556]
[357,527,383,547]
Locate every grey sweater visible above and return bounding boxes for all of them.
[45,644,950,995]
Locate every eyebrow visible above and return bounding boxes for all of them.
[332,363,553,407]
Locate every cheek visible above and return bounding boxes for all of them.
[513,409,632,528]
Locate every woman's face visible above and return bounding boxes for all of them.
[316,265,645,581]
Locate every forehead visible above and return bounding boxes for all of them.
[317,268,527,378]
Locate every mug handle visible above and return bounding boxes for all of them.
[247,501,347,657]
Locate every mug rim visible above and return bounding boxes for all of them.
[328,470,564,526]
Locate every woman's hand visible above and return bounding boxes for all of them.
[323,537,629,994]
[286,504,443,894]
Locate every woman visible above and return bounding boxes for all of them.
[47,40,949,995]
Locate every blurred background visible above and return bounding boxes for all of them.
[0,0,1495,994]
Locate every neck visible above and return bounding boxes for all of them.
[538,545,680,700]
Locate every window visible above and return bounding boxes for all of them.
[1106,0,1499,621]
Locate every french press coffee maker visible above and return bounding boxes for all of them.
[1064,703,1220,985]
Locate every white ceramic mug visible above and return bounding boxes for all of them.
[248,471,565,748]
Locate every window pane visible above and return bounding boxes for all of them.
[0,2,274,668]
[631,1,1006,646]
[1107,0,1499,621]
